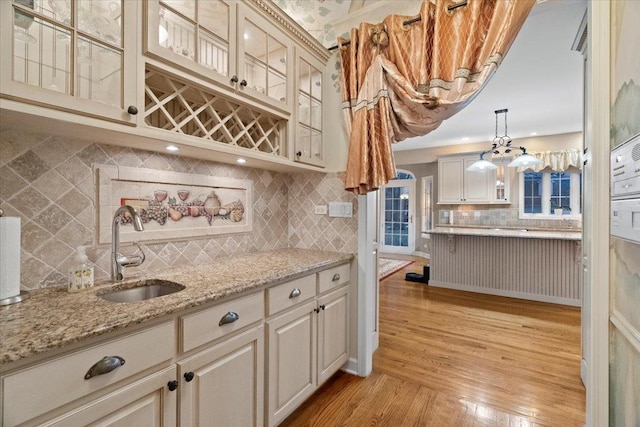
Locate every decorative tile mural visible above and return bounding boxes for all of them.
[96,165,252,244]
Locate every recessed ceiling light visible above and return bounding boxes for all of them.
[166,145,179,152]
[462,137,470,141]
[237,158,246,164]
[243,33,249,40]
[530,132,538,136]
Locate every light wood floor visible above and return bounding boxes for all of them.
[281,257,586,426]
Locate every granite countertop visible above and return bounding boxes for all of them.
[0,248,353,366]
[427,226,582,240]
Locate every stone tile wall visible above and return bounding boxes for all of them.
[438,206,581,229]
[1,129,357,290]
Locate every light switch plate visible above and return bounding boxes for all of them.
[329,202,353,218]
[314,205,327,215]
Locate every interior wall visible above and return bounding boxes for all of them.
[395,132,583,231]
[0,128,358,290]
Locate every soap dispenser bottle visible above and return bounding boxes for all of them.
[68,246,94,292]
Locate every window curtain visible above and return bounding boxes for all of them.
[339,0,535,194]
[516,148,582,172]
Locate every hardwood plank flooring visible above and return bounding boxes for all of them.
[280,257,586,426]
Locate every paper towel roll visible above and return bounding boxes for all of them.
[0,217,21,300]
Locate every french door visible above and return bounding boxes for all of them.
[379,176,415,254]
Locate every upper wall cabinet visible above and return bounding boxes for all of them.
[438,154,511,204]
[145,0,292,114]
[0,0,138,124]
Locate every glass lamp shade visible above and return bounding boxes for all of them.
[507,153,543,168]
[466,158,498,171]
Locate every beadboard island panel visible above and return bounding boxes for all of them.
[430,233,582,306]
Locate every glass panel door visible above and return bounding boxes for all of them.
[380,177,415,254]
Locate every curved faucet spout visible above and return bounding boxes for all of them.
[112,205,145,281]
[114,205,144,231]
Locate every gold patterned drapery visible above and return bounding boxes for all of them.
[339,0,535,194]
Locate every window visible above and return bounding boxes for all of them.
[520,171,582,218]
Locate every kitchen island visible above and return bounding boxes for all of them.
[428,227,582,306]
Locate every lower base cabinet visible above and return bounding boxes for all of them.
[267,300,318,426]
[267,285,349,427]
[42,366,178,427]
[1,261,351,427]
[317,286,349,385]
[178,326,264,427]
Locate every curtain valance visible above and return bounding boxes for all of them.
[517,149,582,173]
[339,0,535,194]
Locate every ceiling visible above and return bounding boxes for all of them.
[273,0,587,152]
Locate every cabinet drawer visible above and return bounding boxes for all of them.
[267,274,316,316]
[2,322,175,427]
[181,291,264,353]
[318,263,350,294]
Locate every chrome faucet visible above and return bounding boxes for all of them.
[112,205,145,281]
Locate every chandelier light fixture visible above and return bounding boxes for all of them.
[466,109,543,171]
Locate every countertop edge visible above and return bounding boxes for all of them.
[427,227,582,240]
[0,249,354,367]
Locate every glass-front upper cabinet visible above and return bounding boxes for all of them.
[0,0,137,124]
[494,164,510,202]
[294,50,323,166]
[145,0,292,112]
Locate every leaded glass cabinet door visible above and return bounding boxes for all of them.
[238,6,291,111]
[295,50,323,167]
[145,0,236,89]
[380,172,415,254]
[0,0,137,124]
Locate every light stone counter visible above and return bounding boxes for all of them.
[428,226,582,240]
[0,248,353,366]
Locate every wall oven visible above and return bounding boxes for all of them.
[609,134,640,426]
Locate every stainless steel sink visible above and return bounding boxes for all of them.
[97,280,185,303]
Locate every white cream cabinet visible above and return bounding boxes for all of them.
[1,0,331,171]
[144,0,293,113]
[266,263,350,427]
[0,263,351,427]
[0,0,138,124]
[438,154,511,204]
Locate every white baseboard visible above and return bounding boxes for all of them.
[343,357,359,376]
[413,251,430,259]
[429,280,581,307]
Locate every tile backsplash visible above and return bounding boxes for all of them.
[0,129,357,290]
[438,207,581,229]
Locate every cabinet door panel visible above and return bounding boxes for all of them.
[463,158,492,202]
[42,366,177,427]
[267,300,317,426]
[317,286,349,385]
[438,158,464,203]
[179,326,264,427]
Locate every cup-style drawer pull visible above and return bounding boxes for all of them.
[289,288,302,298]
[84,356,125,380]
[219,311,239,326]
[332,273,341,282]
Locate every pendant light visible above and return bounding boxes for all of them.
[466,109,543,171]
